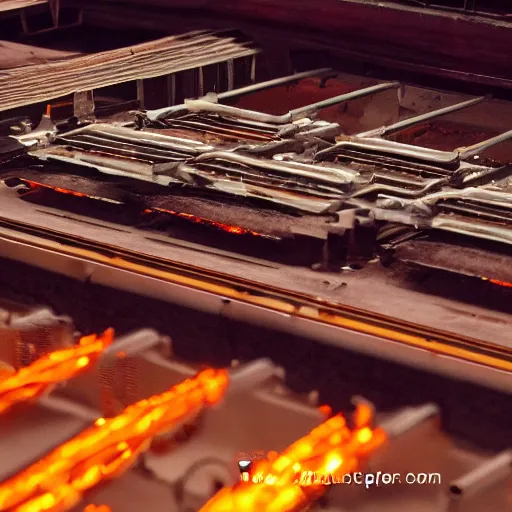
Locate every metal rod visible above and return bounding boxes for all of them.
[217,68,331,100]
[49,0,60,27]
[250,54,257,83]
[185,82,400,125]
[9,308,71,330]
[289,81,400,119]
[381,404,440,438]
[229,359,280,395]
[449,451,512,499]
[136,79,145,110]
[19,10,29,34]
[358,96,487,138]
[148,68,331,120]
[167,74,176,106]
[226,59,234,91]
[198,67,204,98]
[101,329,166,360]
[458,129,512,159]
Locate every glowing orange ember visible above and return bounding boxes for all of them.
[23,180,88,199]
[200,403,386,512]
[22,181,267,238]
[0,330,114,415]
[0,368,229,512]
[84,505,111,512]
[489,279,512,288]
[147,207,265,237]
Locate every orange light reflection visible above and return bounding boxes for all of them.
[0,368,229,512]
[0,329,114,415]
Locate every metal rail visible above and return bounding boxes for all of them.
[181,82,400,124]
[217,68,332,100]
[358,96,487,138]
[149,80,399,123]
[0,214,510,380]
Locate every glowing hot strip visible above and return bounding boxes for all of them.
[0,329,114,415]
[145,207,267,237]
[83,505,111,512]
[200,404,386,512]
[23,180,88,199]
[0,368,229,512]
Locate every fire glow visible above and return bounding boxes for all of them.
[18,180,268,238]
[0,330,114,415]
[489,279,512,288]
[0,368,229,512]
[23,180,88,199]
[144,207,268,238]
[19,180,122,205]
[200,402,386,512]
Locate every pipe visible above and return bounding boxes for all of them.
[217,68,332,100]
[449,451,512,499]
[458,129,512,159]
[358,96,487,138]
[229,358,279,395]
[380,404,440,438]
[101,328,167,360]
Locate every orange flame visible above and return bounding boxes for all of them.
[200,403,386,512]
[0,330,114,415]
[84,505,111,512]
[0,368,229,512]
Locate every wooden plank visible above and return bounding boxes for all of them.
[0,0,47,13]
[0,30,259,112]
[0,40,81,70]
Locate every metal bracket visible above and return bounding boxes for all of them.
[19,0,83,36]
